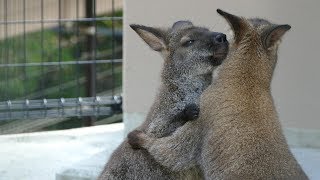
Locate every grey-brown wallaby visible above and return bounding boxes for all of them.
[128,9,309,180]
[98,21,229,179]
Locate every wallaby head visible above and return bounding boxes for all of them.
[217,9,291,86]
[130,21,229,85]
[126,10,308,180]
[100,22,229,180]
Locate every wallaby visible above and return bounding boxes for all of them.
[98,21,229,179]
[128,9,309,180]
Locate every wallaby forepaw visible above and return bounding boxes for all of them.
[184,103,200,121]
[127,130,145,149]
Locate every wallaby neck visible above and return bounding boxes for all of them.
[145,68,212,121]
[143,69,212,137]
[161,72,212,104]
[216,45,274,91]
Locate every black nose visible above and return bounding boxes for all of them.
[214,33,227,44]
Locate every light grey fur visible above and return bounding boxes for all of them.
[128,10,308,180]
[98,21,228,179]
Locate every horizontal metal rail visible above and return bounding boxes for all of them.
[0,106,113,121]
[0,90,122,134]
[0,17,123,25]
[0,96,122,121]
[0,59,122,67]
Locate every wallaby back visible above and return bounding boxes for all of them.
[198,9,308,179]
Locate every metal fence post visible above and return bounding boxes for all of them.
[84,0,96,126]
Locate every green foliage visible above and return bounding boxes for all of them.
[0,11,123,130]
[0,12,123,101]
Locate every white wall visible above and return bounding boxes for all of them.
[124,0,320,133]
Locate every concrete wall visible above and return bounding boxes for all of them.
[123,0,320,134]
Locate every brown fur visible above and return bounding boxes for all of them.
[128,9,308,180]
[98,21,228,179]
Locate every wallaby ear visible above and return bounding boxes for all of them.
[130,24,167,51]
[217,9,248,43]
[263,24,291,49]
[172,21,193,30]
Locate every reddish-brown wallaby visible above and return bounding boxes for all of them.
[128,9,308,180]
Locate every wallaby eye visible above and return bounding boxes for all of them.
[182,39,195,47]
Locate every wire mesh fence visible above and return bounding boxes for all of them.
[0,0,123,134]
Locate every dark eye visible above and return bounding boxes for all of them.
[182,40,195,47]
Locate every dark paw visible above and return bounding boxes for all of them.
[184,103,200,121]
[127,130,144,150]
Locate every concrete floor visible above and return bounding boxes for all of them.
[291,148,320,180]
[0,124,124,180]
[0,123,319,180]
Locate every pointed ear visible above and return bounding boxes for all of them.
[263,24,291,48]
[217,9,248,43]
[172,21,193,30]
[130,24,167,51]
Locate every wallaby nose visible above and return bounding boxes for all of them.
[214,33,227,44]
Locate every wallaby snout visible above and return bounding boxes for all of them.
[213,33,227,44]
[210,32,228,65]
